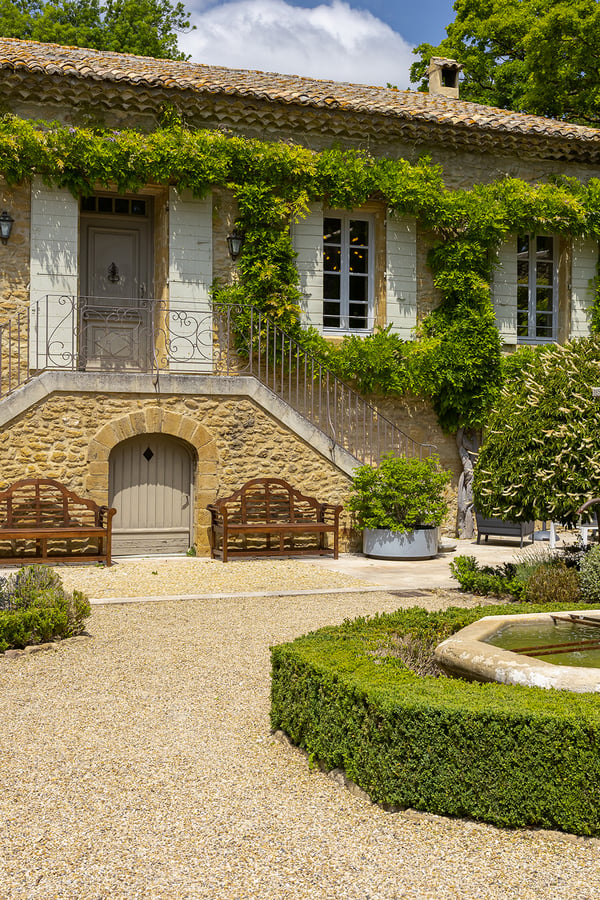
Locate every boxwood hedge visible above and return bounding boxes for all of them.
[270,603,600,835]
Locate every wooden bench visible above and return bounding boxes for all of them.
[0,478,116,566]
[208,477,343,562]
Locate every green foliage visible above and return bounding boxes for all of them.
[328,326,409,395]
[2,115,600,433]
[348,453,451,533]
[0,0,193,59]
[10,562,64,607]
[474,336,600,522]
[451,552,584,604]
[449,554,526,598]
[409,299,503,432]
[411,0,600,127]
[579,545,600,603]
[0,565,90,651]
[525,560,581,605]
[271,601,600,835]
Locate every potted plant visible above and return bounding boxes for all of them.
[348,453,451,560]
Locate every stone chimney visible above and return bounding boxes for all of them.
[427,57,463,99]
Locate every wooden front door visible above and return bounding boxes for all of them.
[80,197,153,369]
[109,434,194,556]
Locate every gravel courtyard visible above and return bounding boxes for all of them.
[1,563,599,899]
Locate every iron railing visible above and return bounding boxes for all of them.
[0,295,434,465]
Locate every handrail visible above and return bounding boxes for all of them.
[0,296,435,465]
[215,303,435,463]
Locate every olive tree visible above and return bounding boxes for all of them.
[473,337,600,523]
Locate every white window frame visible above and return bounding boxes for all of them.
[323,211,374,333]
[517,233,559,344]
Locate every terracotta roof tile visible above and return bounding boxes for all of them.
[0,36,599,148]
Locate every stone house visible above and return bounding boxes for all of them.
[0,38,598,555]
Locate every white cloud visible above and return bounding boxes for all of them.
[178,0,414,88]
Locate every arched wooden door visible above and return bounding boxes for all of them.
[109,434,194,556]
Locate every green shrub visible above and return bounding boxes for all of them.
[0,565,91,652]
[525,560,581,604]
[11,564,64,607]
[271,601,600,835]
[450,553,581,603]
[449,555,525,598]
[580,545,600,603]
[348,453,451,533]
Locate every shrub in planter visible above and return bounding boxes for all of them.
[348,453,451,533]
[348,453,451,558]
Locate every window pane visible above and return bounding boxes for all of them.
[324,273,340,300]
[517,235,529,255]
[324,247,340,273]
[517,313,529,337]
[349,247,368,274]
[536,316,553,338]
[517,261,529,284]
[115,198,129,214]
[348,305,368,329]
[349,276,367,302]
[536,235,553,259]
[517,285,529,312]
[536,287,552,312]
[324,218,341,244]
[323,300,340,329]
[349,220,369,246]
[131,200,146,216]
[536,261,553,286]
[80,196,96,212]
[98,197,112,213]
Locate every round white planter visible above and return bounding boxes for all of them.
[363,527,439,560]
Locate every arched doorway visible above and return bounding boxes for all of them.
[109,433,194,556]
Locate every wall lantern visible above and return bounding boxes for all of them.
[0,210,14,245]
[226,228,244,260]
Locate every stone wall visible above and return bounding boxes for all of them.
[0,178,30,394]
[0,388,354,555]
[0,176,30,320]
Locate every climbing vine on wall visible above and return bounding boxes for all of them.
[0,113,599,432]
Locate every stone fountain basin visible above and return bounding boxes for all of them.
[434,610,600,693]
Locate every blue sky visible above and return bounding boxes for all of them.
[179,0,456,87]
[278,0,455,44]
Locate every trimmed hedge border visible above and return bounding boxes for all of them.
[270,603,600,836]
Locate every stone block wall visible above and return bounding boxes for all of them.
[0,177,31,394]
[0,388,354,555]
[0,176,30,320]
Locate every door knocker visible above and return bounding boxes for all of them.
[107,262,121,283]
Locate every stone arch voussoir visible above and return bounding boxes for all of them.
[85,405,217,508]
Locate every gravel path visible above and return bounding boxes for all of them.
[56,557,377,600]
[1,579,599,898]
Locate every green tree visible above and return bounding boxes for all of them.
[473,337,600,523]
[0,0,193,59]
[411,0,600,127]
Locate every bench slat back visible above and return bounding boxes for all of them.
[0,478,102,528]
[215,478,322,524]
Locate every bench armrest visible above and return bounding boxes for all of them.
[318,502,343,524]
[98,506,117,528]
